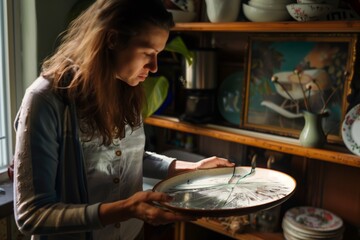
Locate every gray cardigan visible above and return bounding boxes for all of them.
[13,76,174,240]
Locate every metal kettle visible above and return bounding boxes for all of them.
[180,49,217,90]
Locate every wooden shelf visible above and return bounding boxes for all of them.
[185,219,284,240]
[172,21,360,32]
[144,116,360,168]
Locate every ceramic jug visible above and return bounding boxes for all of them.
[299,111,326,148]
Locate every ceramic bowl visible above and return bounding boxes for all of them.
[286,3,334,21]
[249,0,287,6]
[251,0,293,4]
[243,3,291,22]
[296,0,325,3]
[248,0,287,10]
[168,9,197,22]
[297,0,339,6]
[205,0,241,22]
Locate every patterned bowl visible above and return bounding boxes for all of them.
[286,3,335,21]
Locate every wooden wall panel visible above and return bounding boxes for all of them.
[198,135,247,166]
[321,162,360,226]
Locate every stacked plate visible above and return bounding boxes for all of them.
[282,206,344,240]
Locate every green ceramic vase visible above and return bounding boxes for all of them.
[299,111,326,148]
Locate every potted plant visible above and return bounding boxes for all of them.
[142,36,193,118]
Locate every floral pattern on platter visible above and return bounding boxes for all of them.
[287,4,334,21]
[342,103,360,156]
[284,206,343,232]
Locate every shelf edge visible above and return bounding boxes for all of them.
[144,116,360,168]
[192,219,284,240]
[172,21,360,32]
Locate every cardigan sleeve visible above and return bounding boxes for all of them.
[143,151,176,179]
[13,82,103,236]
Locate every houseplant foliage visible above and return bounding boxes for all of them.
[141,76,169,118]
[142,36,194,118]
[164,36,194,66]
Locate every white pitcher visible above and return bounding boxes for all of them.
[205,0,241,22]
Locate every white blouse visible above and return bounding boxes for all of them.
[81,125,145,240]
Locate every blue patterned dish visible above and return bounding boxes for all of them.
[217,71,244,125]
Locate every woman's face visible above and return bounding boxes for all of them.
[114,25,169,86]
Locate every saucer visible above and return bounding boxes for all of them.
[342,103,360,156]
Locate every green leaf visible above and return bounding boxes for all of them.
[142,76,169,118]
[165,36,194,65]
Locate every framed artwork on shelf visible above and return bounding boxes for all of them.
[242,34,358,143]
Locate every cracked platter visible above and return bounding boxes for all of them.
[153,166,296,217]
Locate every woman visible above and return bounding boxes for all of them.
[13,0,233,239]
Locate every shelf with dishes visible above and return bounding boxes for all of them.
[174,206,345,240]
[143,115,360,168]
[169,0,360,32]
[159,19,360,168]
[171,20,360,32]
[176,219,284,240]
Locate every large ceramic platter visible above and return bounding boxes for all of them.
[342,103,360,156]
[153,167,296,217]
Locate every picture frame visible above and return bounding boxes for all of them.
[242,34,358,143]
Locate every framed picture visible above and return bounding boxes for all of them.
[242,34,358,143]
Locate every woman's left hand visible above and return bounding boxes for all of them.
[168,156,234,177]
[195,156,235,169]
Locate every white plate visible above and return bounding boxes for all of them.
[283,228,343,240]
[342,103,360,156]
[283,206,343,233]
[282,219,343,239]
[153,167,296,217]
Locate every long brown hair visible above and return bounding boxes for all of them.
[42,0,174,145]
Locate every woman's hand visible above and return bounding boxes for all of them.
[99,191,196,226]
[195,156,235,170]
[127,191,196,225]
[167,156,234,177]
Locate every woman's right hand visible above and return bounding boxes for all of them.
[99,191,196,226]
